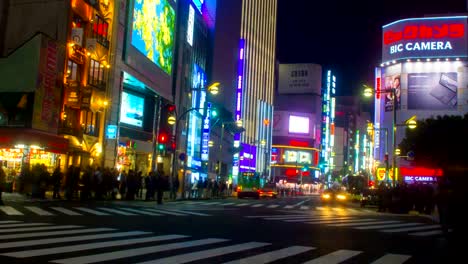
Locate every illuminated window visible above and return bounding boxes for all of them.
[91,15,109,48]
[67,60,80,82]
[80,109,100,137]
[88,59,105,89]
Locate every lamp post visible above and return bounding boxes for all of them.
[169,82,220,199]
[363,85,417,187]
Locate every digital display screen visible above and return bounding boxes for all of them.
[289,115,310,134]
[408,72,458,110]
[120,92,144,127]
[132,0,175,75]
[382,16,468,62]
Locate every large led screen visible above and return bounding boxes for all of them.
[289,115,310,134]
[408,72,458,110]
[120,92,145,127]
[132,0,175,75]
[382,16,468,62]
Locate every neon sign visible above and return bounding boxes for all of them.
[382,16,468,63]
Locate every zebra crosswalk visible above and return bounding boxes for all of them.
[245,214,445,237]
[0,205,210,217]
[0,220,412,263]
[175,200,372,214]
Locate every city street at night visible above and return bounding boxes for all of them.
[0,195,455,263]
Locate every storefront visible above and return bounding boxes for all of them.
[0,128,69,179]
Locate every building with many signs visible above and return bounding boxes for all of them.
[374,15,468,184]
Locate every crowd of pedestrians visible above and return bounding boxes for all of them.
[376,182,436,214]
[187,177,232,199]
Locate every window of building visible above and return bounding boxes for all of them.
[91,15,109,48]
[80,109,100,137]
[88,59,105,88]
[67,60,80,82]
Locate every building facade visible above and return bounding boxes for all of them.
[374,15,468,184]
[211,0,277,184]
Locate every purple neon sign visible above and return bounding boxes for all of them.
[239,143,256,172]
[234,39,245,142]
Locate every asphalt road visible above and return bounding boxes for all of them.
[0,195,457,263]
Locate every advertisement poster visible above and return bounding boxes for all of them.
[408,72,458,110]
[120,92,144,127]
[383,74,401,112]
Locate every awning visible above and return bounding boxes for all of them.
[0,128,69,153]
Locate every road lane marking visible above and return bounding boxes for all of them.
[204,202,222,205]
[293,198,312,207]
[24,206,54,216]
[50,238,229,264]
[371,253,412,264]
[329,220,401,227]
[118,207,162,216]
[303,249,362,264]
[251,204,264,208]
[136,242,271,264]
[50,207,83,216]
[223,203,235,206]
[410,229,444,236]
[74,207,110,216]
[284,205,296,209]
[267,204,280,208]
[0,223,51,229]
[222,245,315,264]
[381,225,441,233]
[3,234,188,258]
[355,223,423,230]
[0,227,111,240]
[97,208,137,216]
[0,231,150,249]
[0,206,24,215]
[300,206,310,210]
[144,209,187,216]
[0,221,21,224]
[235,203,249,207]
[306,219,377,225]
[164,209,211,216]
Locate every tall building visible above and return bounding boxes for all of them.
[211,0,277,183]
[271,63,322,187]
[374,15,468,185]
[0,0,115,175]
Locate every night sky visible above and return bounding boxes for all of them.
[276,0,467,96]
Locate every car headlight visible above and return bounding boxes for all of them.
[336,194,347,200]
[322,193,331,199]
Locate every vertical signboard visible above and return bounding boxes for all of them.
[201,102,211,161]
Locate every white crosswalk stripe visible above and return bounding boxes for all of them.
[328,220,401,227]
[74,207,110,216]
[251,204,264,207]
[235,203,249,207]
[371,253,412,264]
[284,205,295,209]
[410,229,444,236]
[381,224,441,233]
[223,202,235,206]
[267,204,279,208]
[0,220,21,224]
[50,207,83,216]
[0,223,51,229]
[25,206,55,216]
[145,208,188,216]
[118,207,163,216]
[50,238,229,264]
[355,222,424,230]
[284,216,355,222]
[0,222,414,264]
[136,242,271,264]
[306,218,379,225]
[303,249,362,264]
[97,207,138,216]
[300,206,310,210]
[0,205,24,215]
[164,209,211,216]
[222,245,315,264]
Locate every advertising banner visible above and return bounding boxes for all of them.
[278,64,322,95]
[382,16,468,62]
[239,143,257,172]
[383,74,401,112]
[408,72,458,110]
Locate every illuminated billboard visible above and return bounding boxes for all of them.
[382,16,468,62]
[289,115,310,134]
[120,92,144,127]
[132,0,175,75]
[408,72,458,110]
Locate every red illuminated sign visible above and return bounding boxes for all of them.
[382,16,468,62]
[384,24,465,45]
[376,77,381,99]
[289,140,309,147]
[400,167,443,177]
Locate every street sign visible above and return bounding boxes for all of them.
[407,151,415,161]
[179,153,186,161]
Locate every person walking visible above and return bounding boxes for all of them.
[51,167,62,199]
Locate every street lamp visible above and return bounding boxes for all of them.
[363,85,417,187]
[168,82,221,199]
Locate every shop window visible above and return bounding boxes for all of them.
[60,106,82,137]
[88,59,105,89]
[81,109,100,137]
[66,60,81,82]
[91,15,109,48]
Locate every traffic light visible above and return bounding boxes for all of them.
[158,143,165,151]
[158,132,168,144]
